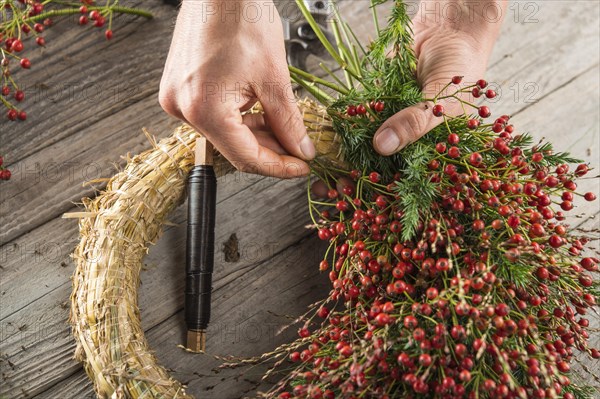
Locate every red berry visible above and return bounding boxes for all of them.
[548,235,563,248]
[529,223,545,237]
[1,86,9,96]
[472,219,485,231]
[105,30,113,40]
[298,327,310,338]
[536,267,549,280]
[419,353,432,367]
[531,152,544,163]
[485,89,496,98]
[584,192,597,201]
[472,88,482,98]
[89,10,100,20]
[33,3,44,14]
[469,152,482,166]
[448,146,460,159]
[318,228,331,241]
[403,315,418,329]
[436,258,450,272]
[317,307,329,318]
[575,164,589,176]
[467,119,480,130]
[452,76,463,84]
[447,133,460,145]
[7,109,17,121]
[478,106,491,118]
[94,16,106,27]
[11,39,24,52]
[336,200,349,212]
[21,24,31,34]
[477,79,488,89]
[339,345,352,357]
[79,15,89,25]
[14,90,24,102]
[368,172,380,183]
[356,104,367,115]
[426,287,438,300]
[436,142,447,153]
[35,37,46,46]
[560,201,573,211]
[33,23,44,33]
[79,5,88,13]
[374,101,385,112]
[17,110,26,121]
[579,274,593,287]
[432,104,444,117]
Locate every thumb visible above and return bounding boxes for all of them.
[372,102,437,156]
[259,74,316,161]
[373,84,461,156]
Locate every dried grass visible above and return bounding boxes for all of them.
[67,99,342,398]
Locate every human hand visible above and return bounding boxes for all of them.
[159,0,315,178]
[373,0,508,155]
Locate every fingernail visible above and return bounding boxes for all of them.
[300,135,316,160]
[375,128,402,155]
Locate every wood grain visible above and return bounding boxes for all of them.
[1,1,598,398]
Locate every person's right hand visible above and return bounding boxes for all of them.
[159,0,315,178]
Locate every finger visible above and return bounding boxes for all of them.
[243,114,289,155]
[259,71,316,161]
[373,81,464,156]
[188,108,309,178]
[242,113,267,130]
[311,180,329,199]
[253,130,288,156]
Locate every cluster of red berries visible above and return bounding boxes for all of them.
[270,78,599,399]
[347,100,385,117]
[0,156,11,181]
[431,77,496,129]
[1,0,150,121]
[77,4,113,40]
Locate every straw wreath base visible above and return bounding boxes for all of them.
[67,99,341,398]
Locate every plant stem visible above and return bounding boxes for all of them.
[291,75,333,105]
[289,65,349,95]
[318,62,351,92]
[22,5,153,25]
[370,0,380,36]
[294,0,360,80]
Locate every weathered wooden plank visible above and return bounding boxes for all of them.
[0,97,191,245]
[0,1,177,164]
[29,234,328,399]
[2,0,599,398]
[0,172,265,320]
[0,176,319,397]
[486,1,599,116]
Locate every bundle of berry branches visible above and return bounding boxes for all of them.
[256,1,600,398]
[67,0,598,397]
[1,0,152,122]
